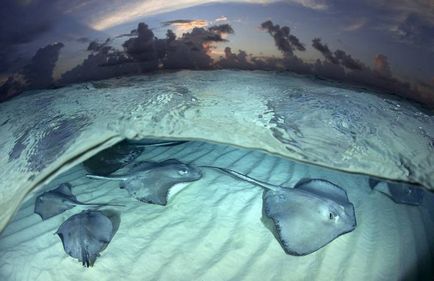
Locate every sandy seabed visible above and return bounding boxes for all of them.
[1,141,433,281]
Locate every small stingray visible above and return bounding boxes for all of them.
[56,210,114,267]
[34,183,122,220]
[369,178,424,206]
[87,159,202,205]
[201,166,357,255]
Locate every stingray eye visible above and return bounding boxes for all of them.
[178,168,189,176]
[329,212,335,220]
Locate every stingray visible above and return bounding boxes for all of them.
[82,140,145,176]
[34,183,122,220]
[56,210,114,267]
[369,178,424,206]
[83,140,187,176]
[201,166,357,255]
[87,159,202,205]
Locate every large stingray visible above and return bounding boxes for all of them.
[82,139,186,176]
[369,178,424,206]
[56,210,114,267]
[34,183,122,220]
[87,159,202,205]
[201,166,357,255]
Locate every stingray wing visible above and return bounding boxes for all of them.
[387,182,424,206]
[123,174,179,206]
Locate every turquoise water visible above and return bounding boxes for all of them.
[1,140,433,280]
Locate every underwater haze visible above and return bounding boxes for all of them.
[0,1,434,281]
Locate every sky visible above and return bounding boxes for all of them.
[0,0,433,106]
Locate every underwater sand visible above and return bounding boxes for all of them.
[0,141,433,281]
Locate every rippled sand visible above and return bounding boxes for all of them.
[1,141,433,281]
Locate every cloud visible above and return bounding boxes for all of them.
[164,24,234,69]
[123,23,159,63]
[87,38,110,52]
[310,40,433,106]
[334,49,363,70]
[2,18,431,108]
[312,38,362,70]
[59,23,163,84]
[364,0,434,25]
[59,44,138,85]
[57,22,235,83]
[258,22,432,107]
[393,13,434,48]
[290,0,328,10]
[216,47,254,70]
[343,18,367,31]
[161,19,208,33]
[215,16,228,22]
[261,20,306,56]
[208,24,234,35]
[0,42,64,101]
[312,38,338,64]
[90,0,329,30]
[22,42,65,87]
[373,54,391,77]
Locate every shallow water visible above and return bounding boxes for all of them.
[1,141,433,281]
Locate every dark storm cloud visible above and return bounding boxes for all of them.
[309,41,434,105]
[162,19,205,26]
[164,25,232,69]
[217,46,311,74]
[208,24,234,34]
[395,13,434,48]
[312,38,363,70]
[115,29,139,38]
[1,17,431,108]
[216,47,254,70]
[59,45,138,85]
[87,38,110,52]
[122,23,159,63]
[23,42,65,87]
[312,38,338,64]
[60,23,163,84]
[0,43,64,101]
[334,50,363,70]
[261,20,306,56]
[59,23,235,83]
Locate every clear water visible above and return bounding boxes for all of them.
[1,140,433,280]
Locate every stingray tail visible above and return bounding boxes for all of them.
[127,141,186,147]
[76,202,125,207]
[86,174,128,181]
[199,165,280,191]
